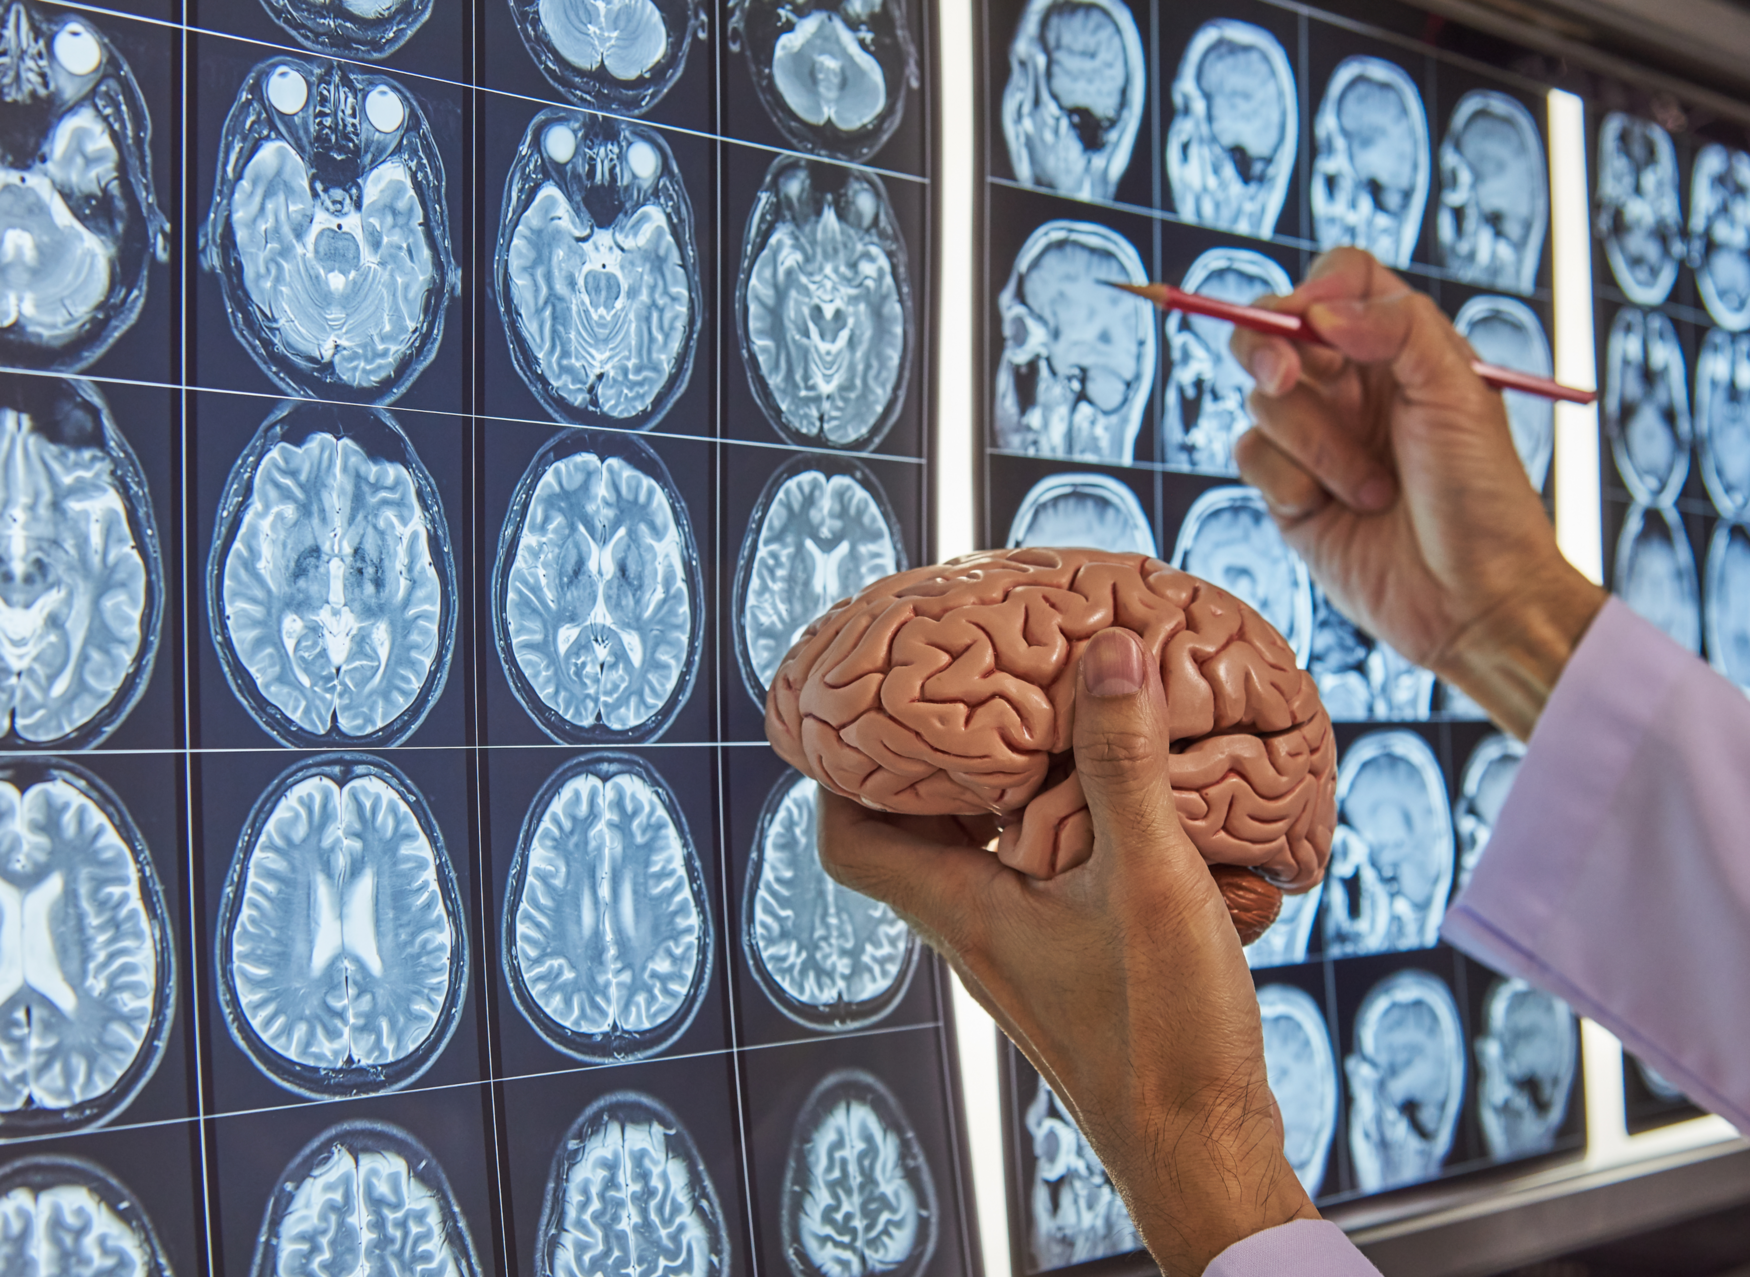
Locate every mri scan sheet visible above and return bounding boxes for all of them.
[1170,486,1312,664]
[1312,56,1430,269]
[1007,472,1154,555]
[1455,733,1525,895]
[509,0,706,113]
[1309,586,1434,722]
[0,1155,173,1276]
[1697,328,1750,520]
[259,0,433,58]
[1615,502,1702,653]
[1453,296,1554,491]
[1347,969,1466,1192]
[1476,978,1577,1161]
[1244,887,1321,969]
[1691,144,1750,331]
[1707,521,1750,693]
[1258,984,1338,1195]
[1437,90,1547,294]
[1022,1076,1139,1269]
[1605,307,1692,505]
[1595,113,1683,306]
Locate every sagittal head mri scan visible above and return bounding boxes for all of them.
[216,753,469,1098]
[1691,144,1750,331]
[1347,969,1466,1192]
[0,1155,173,1276]
[1605,307,1691,505]
[1476,977,1576,1161]
[1024,1078,1140,1268]
[1166,19,1296,238]
[1245,886,1321,969]
[995,220,1154,463]
[1171,486,1312,664]
[1616,503,1702,653]
[504,753,712,1063]
[1323,730,1454,957]
[1595,113,1684,306]
[739,156,913,451]
[1707,521,1750,693]
[259,0,432,59]
[208,401,456,749]
[1001,0,1145,203]
[746,771,918,1031]
[1007,472,1155,555]
[1437,90,1547,295]
[494,429,702,745]
[1163,249,1294,474]
[1697,329,1750,520]
[498,109,701,431]
[1453,296,1554,491]
[1309,586,1434,722]
[538,1091,729,1277]
[1455,733,1524,895]
[1311,56,1430,269]
[509,0,707,114]
[201,56,458,402]
[1258,984,1338,1195]
[782,1068,938,1277]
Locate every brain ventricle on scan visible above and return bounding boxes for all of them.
[765,548,1338,942]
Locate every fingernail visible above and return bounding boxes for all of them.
[1356,474,1394,511]
[1250,344,1288,396]
[1082,629,1146,697]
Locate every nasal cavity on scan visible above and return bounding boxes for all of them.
[0,1157,175,1277]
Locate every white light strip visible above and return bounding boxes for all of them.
[1548,89,1604,585]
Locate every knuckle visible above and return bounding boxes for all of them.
[1075,728,1160,776]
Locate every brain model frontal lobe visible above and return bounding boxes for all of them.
[0,1156,172,1277]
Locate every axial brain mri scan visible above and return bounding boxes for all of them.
[1347,969,1466,1192]
[1257,984,1338,1195]
[994,220,1155,463]
[1616,503,1702,653]
[1311,56,1430,269]
[0,1156,172,1277]
[1477,977,1576,1161]
[781,1068,938,1277]
[498,109,700,430]
[509,0,706,113]
[1000,0,1146,202]
[1163,249,1294,476]
[538,1092,729,1277]
[216,754,468,1098]
[1605,307,1692,506]
[1437,90,1547,294]
[259,0,432,58]
[1690,144,1750,331]
[1023,1078,1140,1268]
[740,156,913,450]
[746,771,917,1031]
[209,401,456,749]
[1697,329,1750,520]
[1166,19,1297,238]
[1171,485,1313,664]
[1007,472,1155,556]
[1309,586,1434,722]
[0,2,169,374]
[1455,733,1525,895]
[504,754,711,1063]
[1707,521,1750,693]
[201,56,458,402]
[1453,296,1554,491]
[495,430,702,745]
[1595,113,1684,307]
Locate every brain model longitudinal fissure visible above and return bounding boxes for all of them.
[765,548,1338,943]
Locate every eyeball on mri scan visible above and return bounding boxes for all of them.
[738,156,913,451]
[497,110,700,430]
[1257,984,1337,1196]
[1162,249,1294,475]
[1615,503,1701,653]
[1437,91,1547,295]
[1346,969,1465,1192]
[509,0,706,113]
[0,1156,173,1277]
[504,754,711,1063]
[1170,486,1312,665]
[1595,113,1683,307]
[200,57,458,403]
[207,401,456,749]
[1001,0,1145,202]
[1454,733,1524,896]
[1165,19,1296,238]
[1308,585,1434,722]
[1605,307,1691,505]
[1007,472,1154,555]
[995,220,1155,463]
[216,753,468,1098]
[781,1068,938,1277]
[1476,977,1576,1162]
[0,3,169,373]
[1023,1077,1140,1268]
[258,0,432,58]
[1706,521,1750,693]
[1453,296,1554,491]
[1311,56,1429,269]
[1697,329,1750,520]
[1691,144,1750,331]
[494,430,702,746]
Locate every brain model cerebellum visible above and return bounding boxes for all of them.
[0,1156,173,1277]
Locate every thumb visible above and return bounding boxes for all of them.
[1304,288,1481,403]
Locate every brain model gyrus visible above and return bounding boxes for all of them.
[765,549,1337,943]
[0,1156,173,1277]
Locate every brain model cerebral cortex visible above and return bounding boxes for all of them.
[766,548,1338,943]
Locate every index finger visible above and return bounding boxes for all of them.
[1229,248,1411,392]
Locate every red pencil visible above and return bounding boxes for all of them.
[1110,281,1598,406]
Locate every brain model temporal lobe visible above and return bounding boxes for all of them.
[499,110,700,430]
[766,549,1337,943]
[539,1092,728,1277]
[210,402,455,748]
[0,2,169,373]
[510,0,706,114]
[259,0,433,59]
[0,378,163,750]
[217,754,468,1098]
[255,1122,481,1277]
[505,755,712,1062]
[0,759,173,1136]
[740,157,913,451]
[0,1156,173,1277]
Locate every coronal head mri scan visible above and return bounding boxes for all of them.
[1311,56,1430,269]
[1697,329,1750,519]
[1257,984,1337,1195]
[1453,296,1554,491]
[739,156,913,450]
[258,0,432,58]
[1170,486,1312,664]
[782,1068,938,1277]
[0,1,169,373]
[0,378,162,750]
[1244,887,1320,969]
[1690,144,1750,331]
[509,0,707,114]
[504,754,712,1062]
[994,220,1154,463]
[1323,731,1454,957]
[498,109,700,430]
[1309,587,1434,722]
[0,758,173,1136]
[1476,977,1576,1161]
[494,430,702,745]
[254,1122,481,1277]
[208,401,456,749]
[216,753,468,1098]
[1437,91,1547,294]
[1000,0,1145,203]
[1165,19,1297,238]
[0,1155,172,1277]
[201,56,458,402]
[1616,503,1702,653]
[1455,733,1524,895]
[746,771,918,1031]
[1163,249,1293,474]
[1595,113,1683,306]
[538,1092,728,1277]
[735,456,905,704]
[1023,1078,1139,1268]
[1006,472,1154,555]
[1707,521,1750,693]
[1347,969,1465,1192]
[1605,307,1691,505]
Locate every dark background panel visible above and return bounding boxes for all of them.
[1624,1049,1708,1134]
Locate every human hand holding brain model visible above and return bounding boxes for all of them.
[765,547,1337,943]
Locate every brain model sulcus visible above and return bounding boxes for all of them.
[765,548,1338,944]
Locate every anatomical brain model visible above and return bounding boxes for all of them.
[766,549,1338,942]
